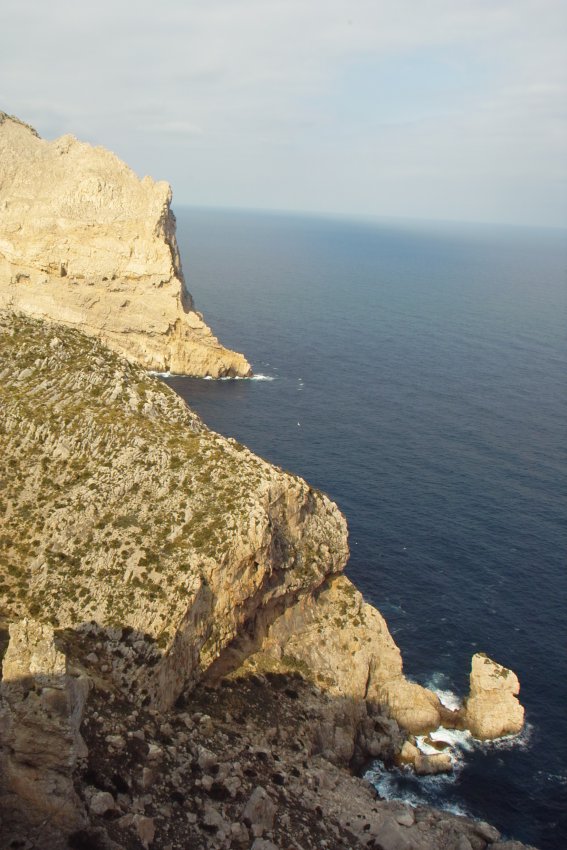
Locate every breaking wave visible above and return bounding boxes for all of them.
[203,373,275,381]
[366,672,531,817]
[365,762,471,817]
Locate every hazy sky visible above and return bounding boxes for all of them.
[2,0,566,226]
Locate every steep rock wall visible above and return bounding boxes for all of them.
[0,312,346,710]
[0,113,250,377]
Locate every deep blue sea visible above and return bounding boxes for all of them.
[166,207,567,850]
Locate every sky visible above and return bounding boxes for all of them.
[2,0,566,227]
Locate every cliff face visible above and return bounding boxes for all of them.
[0,312,347,710]
[0,313,530,849]
[0,113,250,377]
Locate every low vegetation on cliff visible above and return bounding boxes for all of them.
[0,312,347,692]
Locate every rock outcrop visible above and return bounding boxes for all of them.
[230,575,454,736]
[0,620,89,848]
[463,653,525,739]
[0,112,250,377]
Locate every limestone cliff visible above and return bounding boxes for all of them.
[0,311,526,734]
[0,313,531,849]
[0,112,250,377]
[0,312,347,710]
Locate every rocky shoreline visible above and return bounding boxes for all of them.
[0,114,534,850]
[0,620,535,850]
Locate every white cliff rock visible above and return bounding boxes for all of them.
[463,652,525,739]
[0,112,250,377]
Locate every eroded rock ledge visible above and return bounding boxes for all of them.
[0,112,250,377]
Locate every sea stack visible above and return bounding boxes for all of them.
[463,652,525,739]
[0,112,251,377]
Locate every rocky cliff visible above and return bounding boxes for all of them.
[0,312,531,850]
[0,112,250,377]
[0,116,530,849]
[0,312,346,710]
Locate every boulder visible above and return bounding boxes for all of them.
[242,786,277,838]
[133,814,156,848]
[398,740,453,775]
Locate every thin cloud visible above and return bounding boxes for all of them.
[1,0,566,225]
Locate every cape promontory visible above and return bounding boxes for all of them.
[0,114,532,850]
[0,112,250,377]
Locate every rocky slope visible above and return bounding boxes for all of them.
[0,311,346,711]
[0,112,250,377]
[0,313,530,849]
[1,620,534,850]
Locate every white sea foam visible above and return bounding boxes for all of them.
[148,370,172,377]
[203,373,275,382]
[364,763,470,818]
[429,727,475,752]
[422,672,463,711]
[435,688,462,711]
[415,726,475,773]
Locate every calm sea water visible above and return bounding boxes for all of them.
[166,207,567,849]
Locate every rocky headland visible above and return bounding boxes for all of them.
[0,113,250,377]
[0,117,531,850]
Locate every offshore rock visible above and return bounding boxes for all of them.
[0,619,89,849]
[463,653,525,739]
[0,112,250,377]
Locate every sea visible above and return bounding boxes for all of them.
[165,207,567,850]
